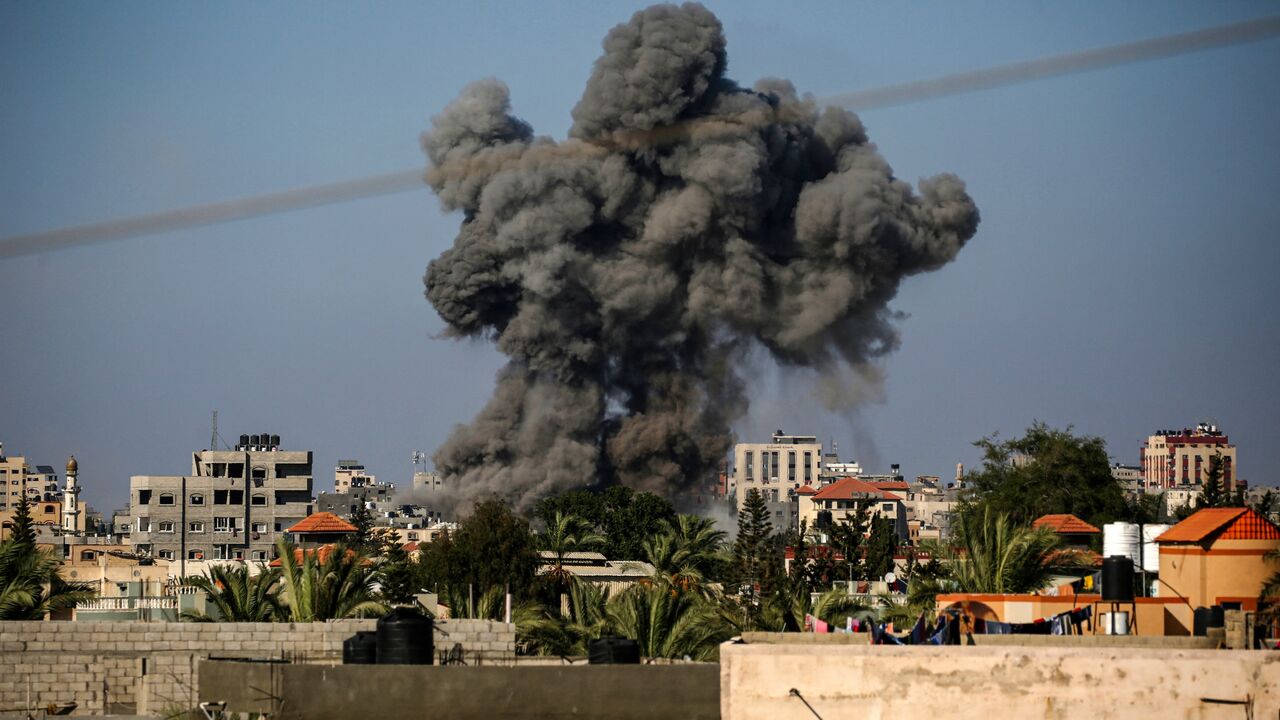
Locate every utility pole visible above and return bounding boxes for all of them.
[210,410,218,451]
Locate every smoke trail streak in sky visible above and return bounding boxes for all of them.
[1,14,1274,260]
[421,2,979,511]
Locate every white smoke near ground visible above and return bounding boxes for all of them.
[421,3,979,514]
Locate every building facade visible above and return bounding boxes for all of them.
[127,435,313,574]
[732,431,823,522]
[334,459,375,493]
[0,443,61,511]
[1141,423,1237,491]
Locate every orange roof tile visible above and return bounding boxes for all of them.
[288,512,357,534]
[267,544,344,567]
[1032,514,1101,534]
[869,480,909,491]
[796,485,817,496]
[812,477,897,501]
[1155,507,1280,543]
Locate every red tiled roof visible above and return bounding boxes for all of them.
[268,544,342,567]
[795,485,817,496]
[869,480,909,491]
[1032,514,1101,534]
[288,512,357,534]
[402,541,420,553]
[812,477,897,501]
[1157,507,1280,543]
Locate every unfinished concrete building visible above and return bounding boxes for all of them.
[127,434,313,576]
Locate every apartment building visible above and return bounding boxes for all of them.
[1141,423,1237,491]
[0,442,61,511]
[334,459,376,493]
[127,434,313,575]
[732,431,823,527]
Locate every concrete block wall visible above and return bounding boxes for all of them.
[0,619,514,716]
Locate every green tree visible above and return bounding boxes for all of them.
[732,490,774,600]
[827,504,871,584]
[181,564,281,622]
[0,539,95,620]
[275,540,387,621]
[963,422,1128,526]
[539,511,605,587]
[1253,490,1276,519]
[9,495,37,551]
[863,516,898,581]
[607,583,731,661]
[941,508,1068,594]
[643,514,726,595]
[535,486,676,560]
[377,541,420,606]
[420,497,540,602]
[349,502,375,552]
[1196,452,1231,509]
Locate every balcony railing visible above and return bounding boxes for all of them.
[77,596,177,611]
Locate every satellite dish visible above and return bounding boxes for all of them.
[884,572,897,584]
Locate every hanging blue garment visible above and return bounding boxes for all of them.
[909,613,929,644]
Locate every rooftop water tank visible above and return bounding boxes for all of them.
[1103,522,1140,563]
[1141,524,1170,573]
[376,607,434,665]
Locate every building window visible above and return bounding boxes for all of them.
[138,489,152,504]
[214,490,228,504]
[251,494,267,506]
[80,550,96,561]
[137,517,151,532]
[189,494,204,506]
[188,549,204,560]
[158,549,174,560]
[214,517,236,532]
[882,503,895,513]
[252,522,267,533]
[159,521,174,533]
[189,521,205,533]
[229,490,243,504]
[158,493,174,505]
[408,532,419,541]
[251,550,266,561]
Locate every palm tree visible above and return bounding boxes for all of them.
[516,579,613,656]
[607,583,731,661]
[275,540,387,621]
[0,539,95,620]
[942,508,1066,594]
[180,564,282,622]
[643,514,726,596]
[539,512,605,587]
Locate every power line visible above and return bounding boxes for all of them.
[2,15,1277,260]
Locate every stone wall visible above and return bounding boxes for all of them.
[0,619,514,716]
[199,661,721,720]
[721,641,1280,719]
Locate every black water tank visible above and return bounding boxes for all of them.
[376,607,434,665]
[270,434,280,449]
[588,637,640,664]
[239,434,249,448]
[1101,556,1134,602]
[250,434,261,447]
[1193,606,1226,637]
[343,631,377,664]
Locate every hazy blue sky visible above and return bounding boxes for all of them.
[2,1,1278,515]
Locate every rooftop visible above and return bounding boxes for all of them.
[288,512,357,534]
[811,477,897,502]
[1156,507,1280,544]
[1032,514,1101,535]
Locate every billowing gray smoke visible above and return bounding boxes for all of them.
[422,3,979,513]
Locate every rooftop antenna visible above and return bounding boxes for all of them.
[210,410,218,452]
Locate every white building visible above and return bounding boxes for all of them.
[732,431,823,526]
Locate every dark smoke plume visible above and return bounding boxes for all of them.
[422,3,979,512]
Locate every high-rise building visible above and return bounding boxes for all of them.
[732,430,822,527]
[1141,423,1237,491]
[0,443,61,510]
[127,433,313,574]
